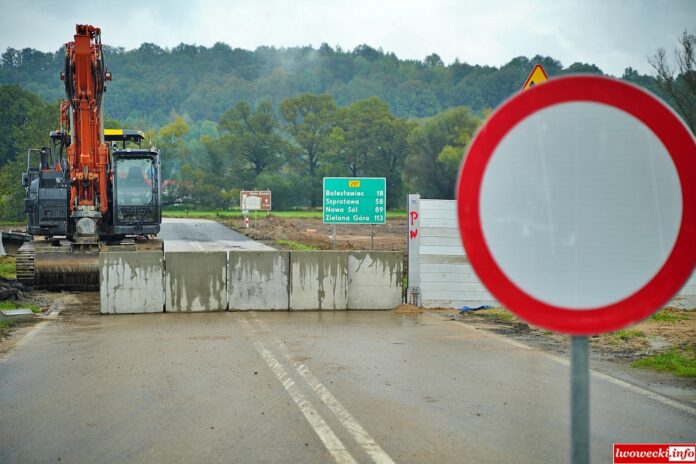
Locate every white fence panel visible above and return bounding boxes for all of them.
[407,194,497,308]
[407,193,695,311]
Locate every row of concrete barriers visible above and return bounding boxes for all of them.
[100,250,404,313]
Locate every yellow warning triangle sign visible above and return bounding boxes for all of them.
[521,64,549,91]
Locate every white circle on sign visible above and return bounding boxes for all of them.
[479,102,682,309]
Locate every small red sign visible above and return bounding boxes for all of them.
[613,444,696,463]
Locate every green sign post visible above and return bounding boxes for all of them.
[323,177,386,224]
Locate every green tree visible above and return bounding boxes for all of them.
[373,116,414,208]
[174,163,229,208]
[255,170,311,210]
[0,85,59,220]
[649,30,696,134]
[280,93,339,207]
[405,106,481,199]
[333,97,389,176]
[330,97,413,207]
[3,42,674,125]
[151,114,189,180]
[0,85,57,166]
[0,155,28,220]
[218,100,285,184]
[424,53,445,68]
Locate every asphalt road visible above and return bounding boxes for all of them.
[1,309,694,463]
[158,218,273,251]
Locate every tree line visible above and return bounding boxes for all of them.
[0,84,482,216]
[0,42,667,128]
[149,92,480,210]
[1,32,694,220]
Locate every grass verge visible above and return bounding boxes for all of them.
[163,209,407,219]
[650,309,689,323]
[631,346,696,378]
[0,301,41,313]
[274,239,319,251]
[0,256,17,279]
[0,319,17,329]
[477,308,515,322]
[607,329,645,345]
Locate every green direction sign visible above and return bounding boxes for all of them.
[323,177,386,224]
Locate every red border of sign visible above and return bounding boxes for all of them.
[522,64,548,90]
[457,75,696,335]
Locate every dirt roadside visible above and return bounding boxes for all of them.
[394,304,696,386]
[220,214,407,251]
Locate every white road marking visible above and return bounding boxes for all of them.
[240,319,358,464]
[588,369,696,416]
[270,333,396,464]
[430,313,696,417]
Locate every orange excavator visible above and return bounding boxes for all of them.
[18,24,162,289]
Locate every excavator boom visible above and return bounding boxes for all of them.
[62,24,111,215]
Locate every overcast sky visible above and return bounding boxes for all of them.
[0,0,693,76]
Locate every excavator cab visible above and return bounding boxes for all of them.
[105,130,161,236]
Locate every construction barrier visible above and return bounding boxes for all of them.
[165,251,228,312]
[289,251,349,310]
[229,251,289,311]
[100,250,405,313]
[100,251,165,314]
[348,251,403,310]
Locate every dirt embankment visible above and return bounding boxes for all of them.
[221,215,407,251]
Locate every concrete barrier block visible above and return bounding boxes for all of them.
[229,251,289,310]
[0,308,35,322]
[100,251,164,314]
[165,251,227,312]
[290,251,348,310]
[348,251,403,309]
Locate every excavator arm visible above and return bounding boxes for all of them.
[62,25,111,226]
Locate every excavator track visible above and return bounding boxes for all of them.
[15,239,163,291]
[16,242,35,287]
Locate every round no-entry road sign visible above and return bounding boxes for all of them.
[457,76,696,335]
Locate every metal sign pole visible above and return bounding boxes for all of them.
[333,224,336,250]
[371,224,374,250]
[571,336,590,464]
